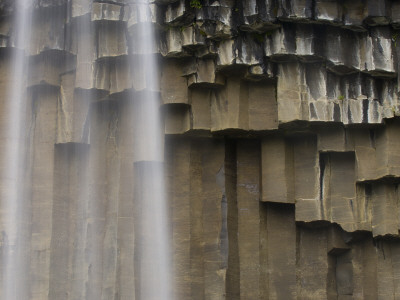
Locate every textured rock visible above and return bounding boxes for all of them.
[0,0,400,299]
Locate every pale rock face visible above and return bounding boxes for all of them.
[71,0,91,17]
[1,0,400,299]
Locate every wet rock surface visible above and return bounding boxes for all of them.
[0,0,400,299]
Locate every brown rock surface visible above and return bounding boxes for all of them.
[0,0,400,299]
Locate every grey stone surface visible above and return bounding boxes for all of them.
[0,0,399,299]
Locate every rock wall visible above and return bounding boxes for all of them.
[0,0,400,299]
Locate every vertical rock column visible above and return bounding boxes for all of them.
[235,140,261,299]
[0,51,32,300]
[133,161,170,300]
[29,87,60,299]
[48,143,89,300]
[165,138,228,299]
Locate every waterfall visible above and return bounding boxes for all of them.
[131,2,171,299]
[1,1,32,299]
[0,0,171,299]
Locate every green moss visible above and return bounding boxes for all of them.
[199,29,207,37]
[190,0,202,9]
[338,95,345,101]
[392,33,398,47]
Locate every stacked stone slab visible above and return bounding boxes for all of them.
[0,0,400,299]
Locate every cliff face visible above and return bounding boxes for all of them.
[0,0,400,299]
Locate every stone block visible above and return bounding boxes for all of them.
[320,152,356,231]
[365,0,390,26]
[371,183,399,237]
[218,34,263,67]
[92,3,128,22]
[96,22,127,59]
[391,2,400,28]
[58,72,87,144]
[161,27,184,57]
[304,63,328,103]
[355,145,377,181]
[261,136,294,204]
[190,88,211,131]
[161,58,188,104]
[325,26,359,74]
[28,5,68,55]
[277,62,304,123]
[335,251,353,297]
[236,140,261,299]
[293,135,320,221]
[376,241,400,298]
[74,59,96,91]
[248,81,278,130]
[364,27,395,76]
[181,24,206,51]
[210,77,248,131]
[350,238,377,298]
[342,0,367,31]
[327,226,350,255]
[165,139,191,299]
[297,227,330,299]
[49,143,90,300]
[28,52,75,88]
[345,98,364,124]
[71,0,91,18]
[296,24,325,62]
[217,39,235,66]
[262,203,296,299]
[375,119,400,178]
[316,127,346,152]
[190,139,226,299]
[28,86,59,299]
[244,62,275,81]
[165,0,187,25]
[241,0,277,31]
[380,80,399,119]
[94,56,132,93]
[187,59,224,87]
[277,0,313,20]
[264,23,296,61]
[164,104,191,134]
[315,0,343,24]
[195,4,232,27]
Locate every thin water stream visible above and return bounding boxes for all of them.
[131,2,171,299]
[1,1,32,299]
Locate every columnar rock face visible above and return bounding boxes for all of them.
[0,0,400,299]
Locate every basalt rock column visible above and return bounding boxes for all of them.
[1,0,400,299]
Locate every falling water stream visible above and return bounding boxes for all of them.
[131,1,172,299]
[1,0,171,299]
[1,0,32,299]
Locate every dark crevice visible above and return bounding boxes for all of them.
[319,153,326,218]
[362,99,369,123]
[225,139,240,299]
[369,129,376,148]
